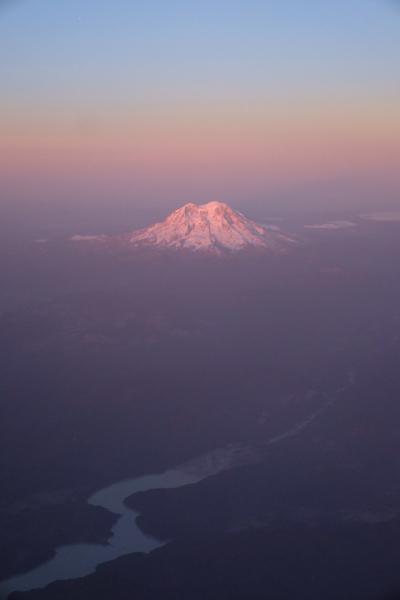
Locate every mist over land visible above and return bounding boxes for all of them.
[2,205,400,599]
[1,0,400,598]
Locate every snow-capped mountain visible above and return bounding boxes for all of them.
[128,201,295,253]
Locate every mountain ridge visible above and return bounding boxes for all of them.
[126,201,295,254]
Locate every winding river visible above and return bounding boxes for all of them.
[0,394,342,598]
[0,445,249,597]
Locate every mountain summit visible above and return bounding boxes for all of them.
[128,201,295,253]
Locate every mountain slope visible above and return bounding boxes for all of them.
[127,201,295,253]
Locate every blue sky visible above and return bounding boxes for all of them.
[0,0,399,229]
[2,0,399,107]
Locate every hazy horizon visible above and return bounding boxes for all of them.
[3,5,400,598]
[1,0,400,235]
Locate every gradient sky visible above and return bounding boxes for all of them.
[1,0,400,231]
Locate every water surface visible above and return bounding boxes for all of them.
[0,468,202,596]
